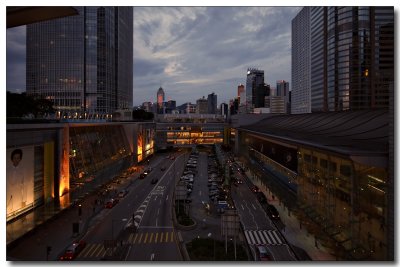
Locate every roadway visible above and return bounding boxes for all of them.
[231,169,297,261]
[75,152,186,261]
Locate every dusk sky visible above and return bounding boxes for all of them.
[6,6,301,107]
[5,3,398,107]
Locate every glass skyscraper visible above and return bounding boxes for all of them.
[291,7,311,114]
[292,7,394,113]
[245,68,265,113]
[26,7,133,117]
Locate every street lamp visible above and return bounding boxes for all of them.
[111,218,127,256]
[208,233,215,260]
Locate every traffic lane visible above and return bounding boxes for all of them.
[231,183,273,230]
[268,244,297,261]
[126,235,181,261]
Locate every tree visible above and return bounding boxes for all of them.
[7,91,55,118]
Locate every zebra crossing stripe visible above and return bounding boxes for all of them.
[245,230,283,245]
[272,231,282,243]
[244,231,250,244]
[258,232,266,244]
[268,231,277,243]
[253,231,261,244]
[262,230,272,244]
[246,231,255,244]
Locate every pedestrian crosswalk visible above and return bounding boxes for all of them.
[78,231,176,259]
[127,231,175,244]
[244,230,283,246]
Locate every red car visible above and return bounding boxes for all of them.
[255,245,272,261]
[59,240,86,260]
[105,198,119,209]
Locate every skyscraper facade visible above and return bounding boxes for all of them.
[293,7,394,113]
[157,87,165,114]
[246,68,265,113]
[26,7,133,117]
[321,7,394,111]
[207,92,217,114]
[291,7,311,114]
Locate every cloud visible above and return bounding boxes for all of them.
[6,26,26,93]
[5,7,302,107]
[133,6,301,106]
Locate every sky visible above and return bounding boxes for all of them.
[6,6,301,107]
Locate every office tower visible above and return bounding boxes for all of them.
[277,80,290,114]
[156,87,165,114]
[293,7,394,113]
[237,84,245,105]
[291,7,311,114]
[196,97,208,114]
[320,7,394,111]
[246,68,265,113]
[220,103,228,118]
[207,92,217,114]
[165,100,176,114]
[26,7,133,117]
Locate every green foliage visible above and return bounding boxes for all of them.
[7,91,55,118]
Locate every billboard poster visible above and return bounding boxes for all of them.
[6,146,35,219]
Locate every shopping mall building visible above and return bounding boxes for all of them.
[233,109,393,260]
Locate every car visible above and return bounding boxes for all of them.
[236,178,243,184]
[118,190,128,198]
[256,192,268,204]
[255,245,272,261]
[151,178,158,184]
[105,198,119,208]
[160,166,166,171]
[139,173,147,179]
[266,204,280,220]
[251,185,260,193]
[59,240,86,260]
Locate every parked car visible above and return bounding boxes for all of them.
[139,173,147,179]
[118,190,128,198]
[266,204,280,220]
[105,198,119,209]
[59,240,86,260]
[255,245,272,261]
[256,192,268,204]
[251,185,260,193]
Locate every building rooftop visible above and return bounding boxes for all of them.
[239,109,389,161]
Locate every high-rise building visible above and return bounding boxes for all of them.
[26,7,133,117]
[246,68,265,113]
[292,7,394,113]
[321,7,394,111]
[291,7,311,114]
[156,87,165,114]
[207,92,217,114]
[196,96,208,114]
[220,103,228,118]
[277,80,290,114]
[237,84,245,105]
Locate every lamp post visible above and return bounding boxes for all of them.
[111,218,127,257]
[208,233,215,260]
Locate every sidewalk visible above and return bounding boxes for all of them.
[7,167,142,261]
[239,163,336,261]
